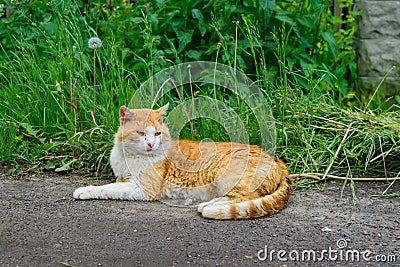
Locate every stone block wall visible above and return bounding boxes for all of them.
[354,0,400,97]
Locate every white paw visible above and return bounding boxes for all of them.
[73,186,96,200]
[198,197,230,212]
[197,202,207,213]
[198,199,214,212]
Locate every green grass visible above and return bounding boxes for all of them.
[0,1,399,190]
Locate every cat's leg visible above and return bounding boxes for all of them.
[197,196,231,212]
[73,182,149,201]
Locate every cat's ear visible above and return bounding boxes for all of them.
[156,103,169,123]
[119,106,134,126]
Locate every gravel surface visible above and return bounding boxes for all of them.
[1,171,399,267]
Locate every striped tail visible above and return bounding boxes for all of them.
[198,176,293,220]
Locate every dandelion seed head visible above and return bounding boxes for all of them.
[88,37,102,49]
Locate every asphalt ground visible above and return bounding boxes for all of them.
[1,171,399,267]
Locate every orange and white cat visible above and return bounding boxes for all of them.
[73,104,293,219]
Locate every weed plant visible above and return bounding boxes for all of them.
[0,0,399,185]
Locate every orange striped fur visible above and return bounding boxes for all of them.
[73,105,293,219]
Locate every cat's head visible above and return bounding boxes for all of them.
[115,104,171,156]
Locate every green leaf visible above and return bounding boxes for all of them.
[192,9,204,20]
[310,0,324,14]
[44,160,57,170]
[176,30,193,53]
[395,95,400,104]
[260,0,276,10]
[296,15,315,29]
[274,14,297,28]
[55,159,78,172]
[286,57,296,72]
[148,13,159,27]
[259,0,275,23]
[300,59,311,77]
[192,9,207,36]
[338,77,348,96]
[128,17,143,24]
[20,122,38,137]
[321,31,338,61]
[186,50,202,60]
[349,61,357,78]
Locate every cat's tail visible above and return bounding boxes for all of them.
[198,176,293,220]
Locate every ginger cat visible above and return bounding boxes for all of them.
[73,104,293,219]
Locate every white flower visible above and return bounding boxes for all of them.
[88,37,102,49]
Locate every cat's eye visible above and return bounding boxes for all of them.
[137,131,146,136]
[155,131,162,136]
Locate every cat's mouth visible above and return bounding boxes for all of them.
[145,146,158,153]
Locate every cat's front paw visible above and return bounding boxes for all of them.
[73,186,96,200]
[197,197,230,213]
[197,201,208,213]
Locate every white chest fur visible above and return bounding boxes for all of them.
[109,140,167,180]
[109,136,219,202]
